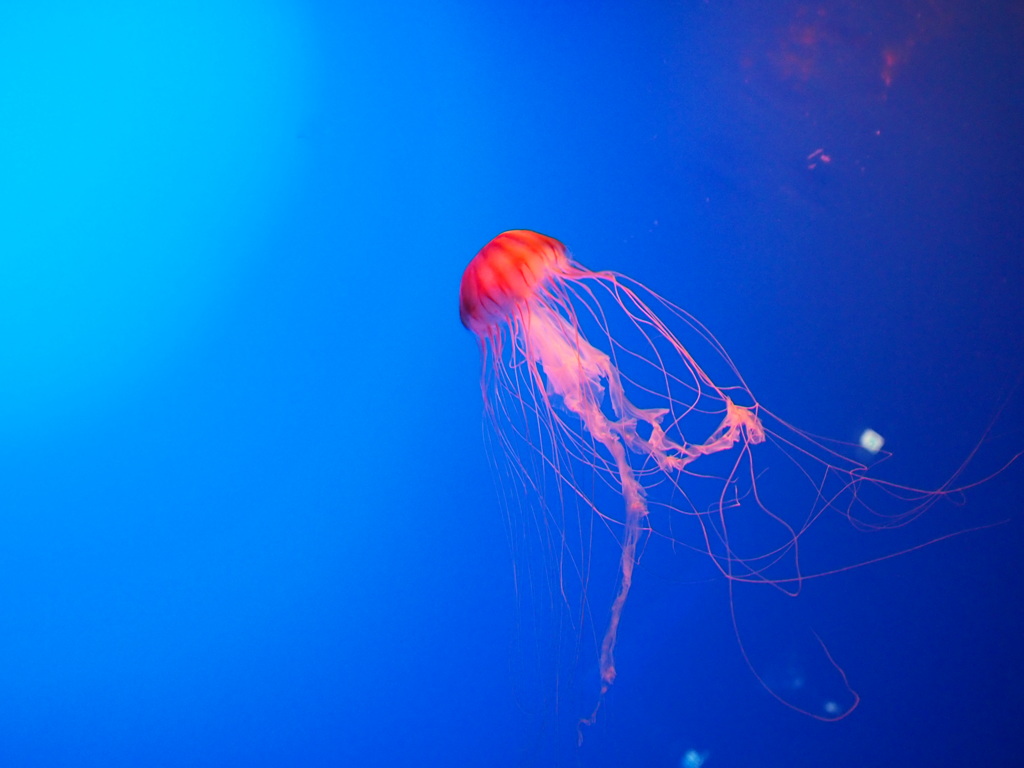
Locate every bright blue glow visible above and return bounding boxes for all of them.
[0,2,1019,767]
[0,1,311,434]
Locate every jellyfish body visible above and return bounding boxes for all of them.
[460,230,971,721]
[461,230,771,693]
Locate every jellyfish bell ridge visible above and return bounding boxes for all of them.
[459,230,569,333]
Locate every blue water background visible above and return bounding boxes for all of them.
[1,2,1021,766]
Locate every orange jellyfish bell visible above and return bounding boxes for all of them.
[459,230,570,333]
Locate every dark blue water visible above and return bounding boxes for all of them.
[0,2,1021,766]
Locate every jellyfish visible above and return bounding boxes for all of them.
[459,229,988,723]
